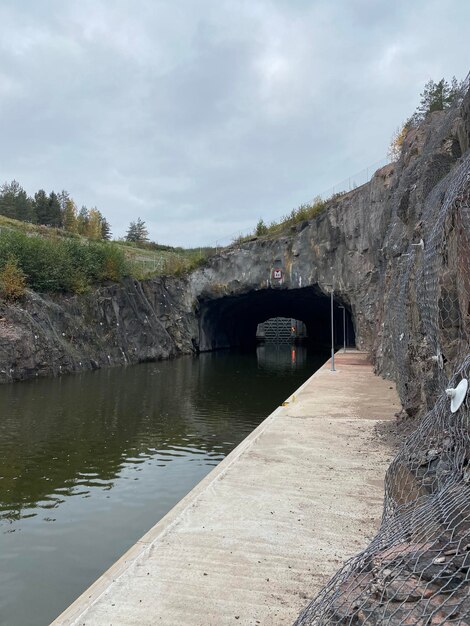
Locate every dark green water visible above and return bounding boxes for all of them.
[0,345,325,626]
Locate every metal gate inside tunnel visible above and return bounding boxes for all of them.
[256,318,307,344]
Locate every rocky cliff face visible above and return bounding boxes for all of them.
[1,86,469,422]
[294,90,470,626]
[0,277,197,383]
[187,86,470,416]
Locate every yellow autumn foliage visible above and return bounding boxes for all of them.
[0,258,26,300]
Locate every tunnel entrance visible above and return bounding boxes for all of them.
[197,286,355,353]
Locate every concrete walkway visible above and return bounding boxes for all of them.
[53,351,400,626]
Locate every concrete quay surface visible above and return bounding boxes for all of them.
[53,351,400,626]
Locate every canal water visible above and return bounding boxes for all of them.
[0,345,326,626]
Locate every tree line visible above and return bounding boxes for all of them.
[0,180,112,240]
[388,76,464,160]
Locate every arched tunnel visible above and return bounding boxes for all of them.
[197,286,355,352]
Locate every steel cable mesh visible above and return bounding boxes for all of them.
[294,154,470,625]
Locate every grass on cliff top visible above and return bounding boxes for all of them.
[116,241,216,278]
[0,215,217,296]
[0,214,83,240]
[232,193,344,245]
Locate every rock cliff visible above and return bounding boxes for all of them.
[188,85,470,417]
[0,277,197,383]
[1,85,469,425]
[294,86,470,626]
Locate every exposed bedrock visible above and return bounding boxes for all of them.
[0,277,198,383]
[189,90,470,416]
[1,87,469,420]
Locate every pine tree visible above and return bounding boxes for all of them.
[255,218,268,236]
[101,218,112,240]
[33,189,50,225]
[126,221,138,242]
[47,192,62,227]
[0,181,16,218]
[0,183,14,219]
[0,180,35,222]
[449,76,463,102]
[126,218,149,243]
[136,218,149,242]
[57,190,70,227]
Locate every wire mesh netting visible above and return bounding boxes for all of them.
[294,110,470,623]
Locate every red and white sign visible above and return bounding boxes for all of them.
[272,269,283,280]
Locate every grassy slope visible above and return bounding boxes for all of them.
[115,241,217,277]
[0,215,216,279]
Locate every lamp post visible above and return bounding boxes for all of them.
[331,289,335,370]
[339,305,346,353]
[324,283,335,371]
[324,285,334,371]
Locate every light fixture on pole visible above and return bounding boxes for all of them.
[324,284,335,371]
[339,305,346,353]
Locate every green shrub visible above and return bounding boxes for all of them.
[0,230,129,293]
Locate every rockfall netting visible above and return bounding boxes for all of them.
[294,121,470,622]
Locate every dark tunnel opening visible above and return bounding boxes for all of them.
[197,286,356,353]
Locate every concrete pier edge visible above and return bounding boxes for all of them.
[52,350,400,625]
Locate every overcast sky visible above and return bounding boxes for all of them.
[0,1,468,247]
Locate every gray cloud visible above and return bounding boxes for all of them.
[0,0,468,246]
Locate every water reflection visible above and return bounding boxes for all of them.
[257,344,308,371]
[0,347,326,626]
